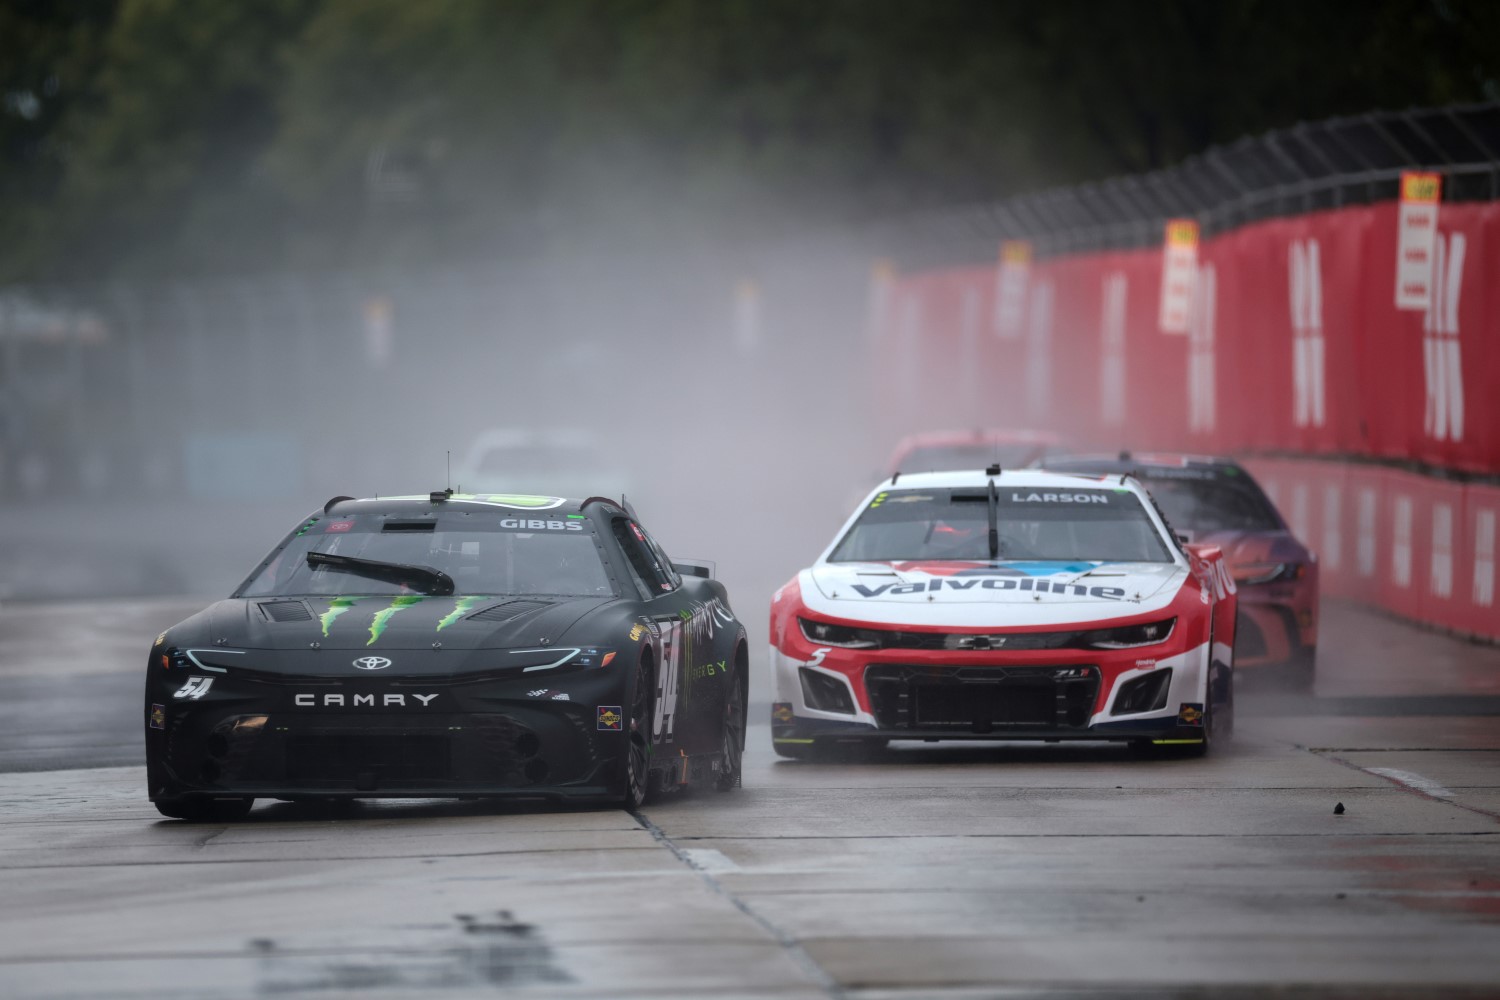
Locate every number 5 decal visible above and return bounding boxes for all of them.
[807,647,831,668]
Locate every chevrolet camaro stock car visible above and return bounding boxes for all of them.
[145,491,748,821]
[1043,453,1318,687]
[769,469,1239,756]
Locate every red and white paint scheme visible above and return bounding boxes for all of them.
[769,470,1237,758]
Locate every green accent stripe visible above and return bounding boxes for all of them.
[773,738,816,744]
[1151,738,1205,745]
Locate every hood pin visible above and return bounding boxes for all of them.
[432,642,442,650]
[309,641,320,649]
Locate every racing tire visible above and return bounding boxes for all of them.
[715,651,747,791]
[621,652,655,810]
[1287,647,1317,693]
[154,796,255,822]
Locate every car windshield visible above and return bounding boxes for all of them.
[238,511,616,598]
[1140,475,1281,534]
[830,487,1173,563]
[900,443,1044,472]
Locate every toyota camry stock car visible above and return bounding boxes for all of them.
[1044,453,1318,687]
[145,491,748,821]
[769,469,1238,757]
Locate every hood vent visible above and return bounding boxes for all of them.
[469,599,553,623]
[259,600,313,623]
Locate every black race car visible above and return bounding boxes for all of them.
[145,491,748,821]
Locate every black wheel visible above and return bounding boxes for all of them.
[1287,647,1316,692]
[715,654,747,791]
[154,797,254,822]
[621,653,655,809]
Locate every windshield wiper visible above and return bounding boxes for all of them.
[986,477,1000,560]
[306,551,455,596]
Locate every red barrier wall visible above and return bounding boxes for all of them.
[875,198,1499,638]
[877,201,1500,473]
[1242,458,1499,642]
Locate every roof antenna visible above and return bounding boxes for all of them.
[446,449,451,492]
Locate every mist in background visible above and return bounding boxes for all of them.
[3,0,1499,618]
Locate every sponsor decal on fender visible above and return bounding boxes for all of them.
[772,702,795,723]
[597,706,623,731]
[150,704,166,729]
[628,623,646,642]
[1178,703,1204,726]
[154,632,167,647]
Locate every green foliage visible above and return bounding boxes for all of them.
[2,0,1497,282]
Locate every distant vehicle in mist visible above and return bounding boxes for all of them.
[1043,452,1319,689]
[886,428,1063,476]
[453,428,636,504]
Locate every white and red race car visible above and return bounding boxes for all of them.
[769,469,1238,756]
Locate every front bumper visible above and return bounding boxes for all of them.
[146,666,630,802]
[770,643,1212,747]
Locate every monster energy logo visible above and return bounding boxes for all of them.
[319,597,363,637]
[368,596,425,645]
[436,596,488,631]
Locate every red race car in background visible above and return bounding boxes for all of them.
[1043,453,1318,688]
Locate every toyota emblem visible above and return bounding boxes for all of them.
[353,656,392,671]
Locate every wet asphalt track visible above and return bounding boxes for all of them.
[1,598,1498,999]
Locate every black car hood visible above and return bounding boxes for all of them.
[207,595,613,652]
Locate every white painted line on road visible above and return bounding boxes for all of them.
[1365,767,1457,799]
[681,848,741,873]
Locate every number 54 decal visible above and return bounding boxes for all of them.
[173,677,214,700]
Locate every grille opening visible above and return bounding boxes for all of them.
[800,668,856,714]
[865,664,1099,730]
[286,735,451,782]
[202,759,221,782]
[515,733,541,758]
[523,759,550,784]
[206,734,229,760]
[915,682,1054,728]
[1111,668,1173,715]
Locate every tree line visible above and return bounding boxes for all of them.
[3,0,1496,283]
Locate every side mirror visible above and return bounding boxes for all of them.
[1175,531,1195,545]
[672,559,716,580]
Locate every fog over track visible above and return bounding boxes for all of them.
[3,239,1499,997]
[2,596,1499,998]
